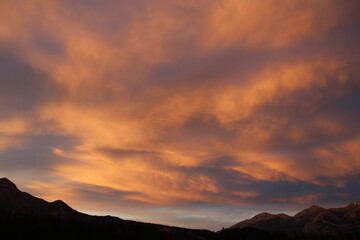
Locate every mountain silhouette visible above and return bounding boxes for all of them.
[1,177,360,240]
[230,202,360,237]
[0,178,212,240]
[0,177,86,219]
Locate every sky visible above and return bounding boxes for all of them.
[0,0,360,231]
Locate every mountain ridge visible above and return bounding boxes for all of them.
[231,201,360,236]
[0,177,212,240]
[1,177,359,239]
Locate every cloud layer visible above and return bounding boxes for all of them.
[0,0,359,230]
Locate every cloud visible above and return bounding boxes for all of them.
[201,0,346,49]
[97,147,156,159]
[0,49,61,118]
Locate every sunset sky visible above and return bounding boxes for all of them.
[0,0,360,230]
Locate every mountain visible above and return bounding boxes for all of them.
[230,203,360,237]
[2,177,360,240]
[0,177,88,220]
[0,178,212,240]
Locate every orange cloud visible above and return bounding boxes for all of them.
[0,119,29,150]
[202,0,345,50]
[33,46,359,205]
[0,0,359,227]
